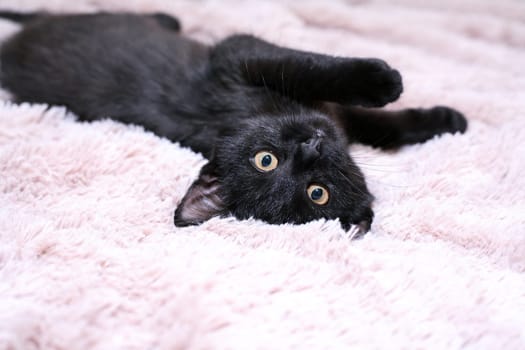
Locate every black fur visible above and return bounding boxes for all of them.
[0,11,39,23]
[0,12,467,235]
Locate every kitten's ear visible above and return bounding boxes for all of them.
[174,161,227,227]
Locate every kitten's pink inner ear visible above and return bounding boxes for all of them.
[174,167,226,227]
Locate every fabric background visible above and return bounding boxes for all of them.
[0,0,524,349]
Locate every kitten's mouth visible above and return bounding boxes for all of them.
[356,218,371,233]
[354,219,371,238]
[343,220,370,240]
[342,206,373,239]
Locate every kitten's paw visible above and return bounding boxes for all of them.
[344,58,403,107]
[151,13,181,31]
[427,106,467,134]
[389,106,467,148]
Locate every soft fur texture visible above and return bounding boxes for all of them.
[0,0,524,349]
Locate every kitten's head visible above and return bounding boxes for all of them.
[174,110,374,236]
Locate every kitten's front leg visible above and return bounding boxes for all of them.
[325,104,467,148]
[211,34,402,107]
[333,58,403,107]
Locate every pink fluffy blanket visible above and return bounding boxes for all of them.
[1,0,524,349]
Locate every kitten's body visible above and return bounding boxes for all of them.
[0,12,467,235]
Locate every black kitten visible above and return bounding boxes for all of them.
[0,12,467,236]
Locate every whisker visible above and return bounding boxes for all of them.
[353,163,405,172]
[259,72,281,113]
[364,179,414,189]
[336,168,369,198]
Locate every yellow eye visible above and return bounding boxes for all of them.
[252,151,279,172]
[307,184,330,205]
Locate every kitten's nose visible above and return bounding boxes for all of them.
[300,135,322,165]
